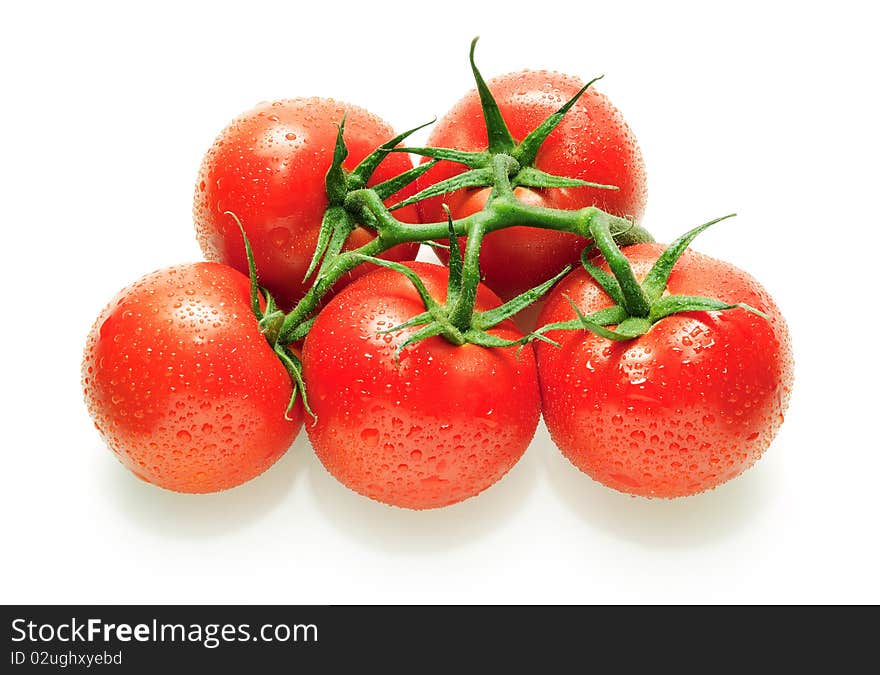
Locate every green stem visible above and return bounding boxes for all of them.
[448,219,486,330]
[278,236,385,341]
[447,154,517,329]
[278,188,654,343]
[487,154,518,201]
[588,213,652,317]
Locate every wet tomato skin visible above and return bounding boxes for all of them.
[194,98,421,310]
[536,244,794,498]
[302,262,541,509]
[82,263,302,493]
[417,70,647,300]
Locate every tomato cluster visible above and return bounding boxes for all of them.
[82,41,793,509]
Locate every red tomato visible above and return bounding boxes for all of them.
[82,263,302,493]
[302,262,541,509]
[194,98,421,310]
[417,71,647,300]
[536,245,794,498]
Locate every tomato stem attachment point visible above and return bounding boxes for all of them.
[541,214,769,343]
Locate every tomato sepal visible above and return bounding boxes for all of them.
[648,294,768,322]
[314,115,441,280]
[324,114,351,205]
[468,37,516,154]
[535,304,629,337]
[346,118,437,191]
[391,146,492,168]
[273,344,315,423]
[369,160,439,201]
[540,213,771,344]
[641,214,736,301]
[579,247,626,306]
[472,265,571,331]
[390,167,494,211]
[512,74,605,166]
[226,210,316,421]
[566,296,647,341]
[512,166,619,191]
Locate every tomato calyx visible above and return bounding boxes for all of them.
[305,115,438,284]
[227,212,316,421]
[388,38,621,212]
[355,210,563,361]
[537,213,769,342]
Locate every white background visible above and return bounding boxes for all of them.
[2,1,878,604]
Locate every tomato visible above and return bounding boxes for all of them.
[302,262,541,509]
[417,70,647,300]
[194,98,421,310]
[536,244,794,498]
[82,263,302,493]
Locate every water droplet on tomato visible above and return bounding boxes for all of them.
[269,227,289,248]
[360,428,380,447]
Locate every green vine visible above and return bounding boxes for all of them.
[275,38,654,345]
[231,38,759,416]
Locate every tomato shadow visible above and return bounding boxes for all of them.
[306,440,539,553]
[511,299,546,333]
[102,431,310,538]
[543,434,779,548]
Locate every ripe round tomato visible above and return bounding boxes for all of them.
[536,244,794,498]
[302,262,541,509]
[82,263,302,493]
[417,70,647,300]
[194,98,421,310]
